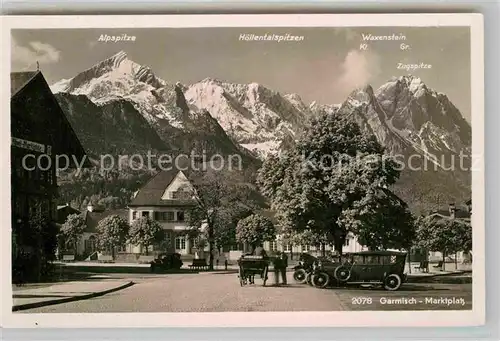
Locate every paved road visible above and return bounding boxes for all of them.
[19,272,472,313]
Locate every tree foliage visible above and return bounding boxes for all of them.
[338,188,416,250]
[416,216,472,259]
[236,214,276,249]
[12,208,59,283]
[258,112,413,255]
[96,215,130,258]
[60,213,87,257]
[129,217,165,255]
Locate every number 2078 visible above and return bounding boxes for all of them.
[351,297,373,305]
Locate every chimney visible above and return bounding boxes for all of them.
[87,203,94,212]
[448,203,456,219]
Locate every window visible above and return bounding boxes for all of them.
[177,211,185,222]
[14,194,26,216]
[283,244,291,252]
[132,211,137,220]
[301,245,309,252]
[175,236,186,250]
[352,255,364,263]
[364,255,380,264]
[171,191,191,200]
[141,211,150,218]
[15,158,23,178]
[270,240,277,252]
[163,212,175,222]
[153,211,161,221]
[344,238,350,247]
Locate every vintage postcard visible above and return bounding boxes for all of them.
[1,14,484,328]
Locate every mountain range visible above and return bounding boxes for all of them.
[51,51,471,213]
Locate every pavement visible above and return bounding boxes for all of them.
[11,262,471,313]
[16,272,472,313]
[12,279,133,311]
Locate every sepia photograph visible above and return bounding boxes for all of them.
[1,14,484,327]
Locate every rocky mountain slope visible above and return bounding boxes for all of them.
[335,76,471,213]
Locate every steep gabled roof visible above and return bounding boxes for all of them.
[11,71,90,167]
[428,209,471,219]
[128,167,196,207]
[11,71,39,97]
[83,208,129,233]
[55,204,81,224]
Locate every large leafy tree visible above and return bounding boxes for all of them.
[258,112,410,256]
[129,217,165,255]
[96,215,130,259]
[416,216,472,270]
[338,188,416,251]
[60,213,86,258]
[236,214,276,251]
[187,168,259,270]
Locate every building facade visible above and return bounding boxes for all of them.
[11,71,88,226]
[127,169,197,255]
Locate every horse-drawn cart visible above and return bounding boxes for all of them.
[237,255,269,286]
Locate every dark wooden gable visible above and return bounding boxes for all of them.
[11,71,88,165]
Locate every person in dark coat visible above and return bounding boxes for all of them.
[279,252,288,285]
[273,252,282,285]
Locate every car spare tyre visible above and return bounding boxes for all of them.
[334,265,351,282]
[293,269,307,284]
[383,274,402,291]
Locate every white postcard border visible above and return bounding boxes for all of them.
[0,13,485,328]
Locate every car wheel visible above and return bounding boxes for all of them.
[334,266,351,282]
[384,274,402,291]
[293,269,307,284]
[312,272,330,288]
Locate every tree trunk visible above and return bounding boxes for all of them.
[289,245,293,260]
[321,243,326,257]
[407,249,411,274]
[145,244,149,256]
[442,251,446,271]
[455,252,458,270]
[334,238,344,261]
[111,246,115,260]
[74,240,78,259]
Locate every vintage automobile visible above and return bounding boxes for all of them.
[292,253,317,284]
[312,250,408,291]
[291,253,342,288]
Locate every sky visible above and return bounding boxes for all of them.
[11,27,471,121]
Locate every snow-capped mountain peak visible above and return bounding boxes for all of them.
[184,79,308,145]
[49,51,191,127]
[51,51,166,97]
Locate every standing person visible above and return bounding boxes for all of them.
[273,251,282,286]
[279,251,288,285]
